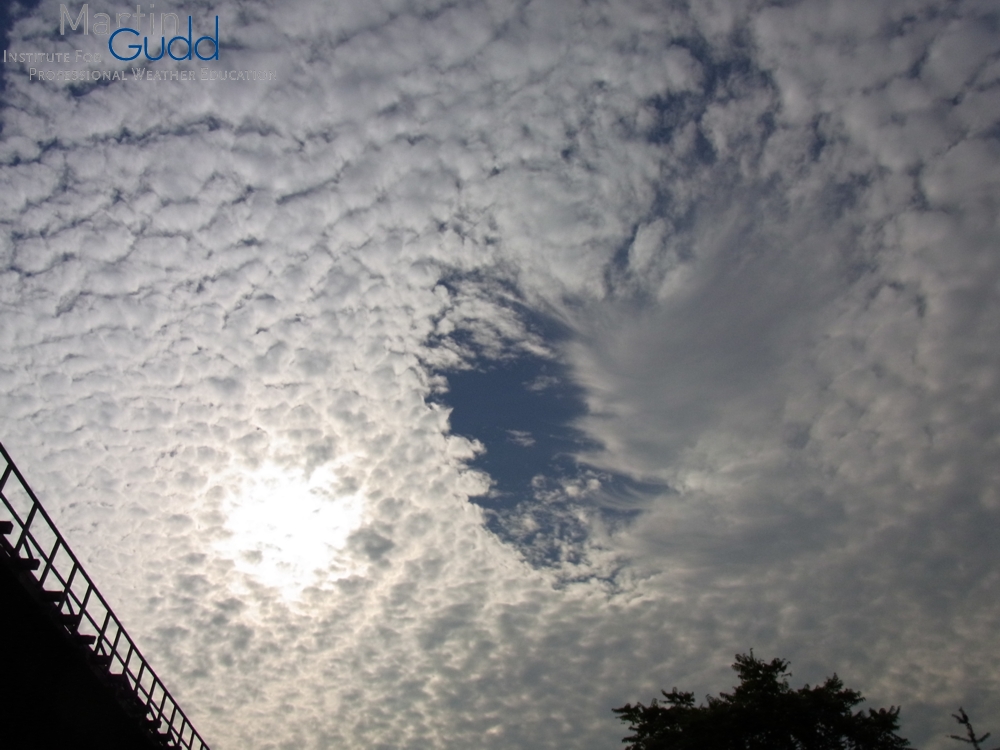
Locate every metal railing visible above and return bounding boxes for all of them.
[0,440,210,750]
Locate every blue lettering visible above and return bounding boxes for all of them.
[108,16,219,62]
[194,16,219,60]
[168,16,192,60]
[109,27,141,61]
[143,36,165,61]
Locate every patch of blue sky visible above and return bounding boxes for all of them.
[436,351,593,508]
[431,325,666,567]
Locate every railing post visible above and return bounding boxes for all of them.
[39,536,61,588]
[15,502,38,556]
[98,611,112,654]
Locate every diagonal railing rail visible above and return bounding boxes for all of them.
[0,440,210,750]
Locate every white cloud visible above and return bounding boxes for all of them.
[2,0,999,749]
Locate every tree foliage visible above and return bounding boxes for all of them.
[613,652,911,750]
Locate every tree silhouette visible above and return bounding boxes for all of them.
[613,652,911,750]
[949,708,999,750]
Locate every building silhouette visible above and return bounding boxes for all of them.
[0,441,210,749]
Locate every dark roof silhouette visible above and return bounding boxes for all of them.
[0,440,210,749]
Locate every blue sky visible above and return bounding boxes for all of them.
[435,334,664,571]
[1,1,999,749]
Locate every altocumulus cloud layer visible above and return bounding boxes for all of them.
[2,0,999,748]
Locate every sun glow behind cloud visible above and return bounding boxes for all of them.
[215,461,367,599]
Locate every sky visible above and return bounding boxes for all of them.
[1,1,998,748]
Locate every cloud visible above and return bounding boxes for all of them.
[1,1,998,749]
[506,429,535,447]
